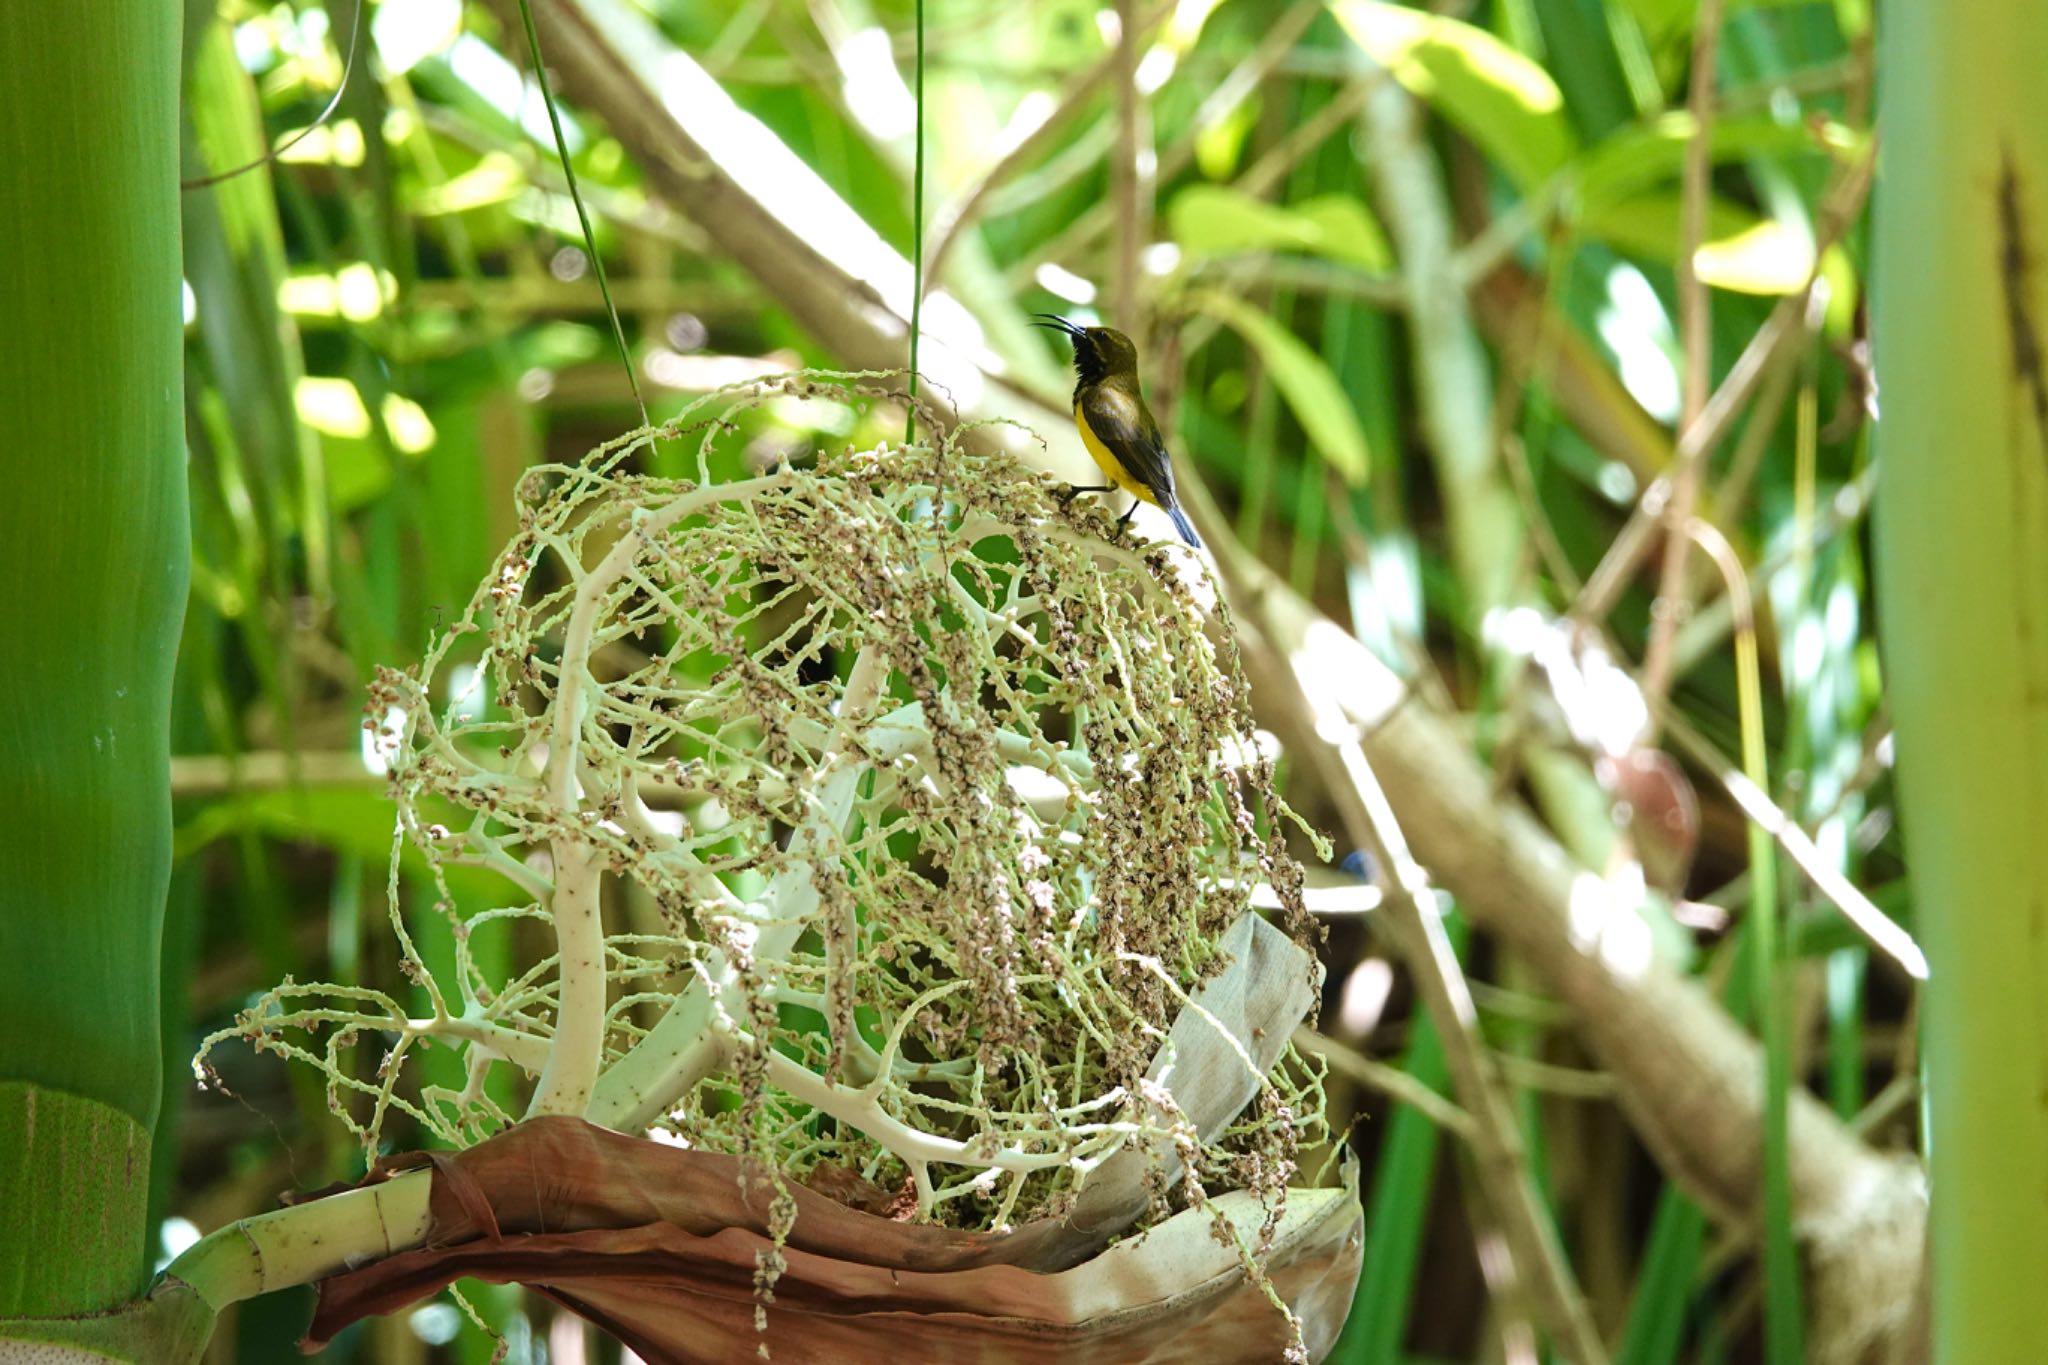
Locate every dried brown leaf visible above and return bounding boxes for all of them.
[304,1117,1360,1363]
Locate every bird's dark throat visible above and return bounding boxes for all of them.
[1069,338,1109,399]
[1030,313,1113,400]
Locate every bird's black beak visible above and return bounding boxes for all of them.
[1030,312,1084,337]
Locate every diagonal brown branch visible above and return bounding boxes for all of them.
[1206,534,1926,1361]
[485,0,907,370]
[1214,537,1607,1363]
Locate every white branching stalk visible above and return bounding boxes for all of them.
[528,841,605,1116]
[197,375,1329,1240]
[532,473,791,1116]
[590,647,886,1127]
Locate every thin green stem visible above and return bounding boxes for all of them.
[515,0,646,427]
[905,0,926,445]
[1699,520,1805,1364]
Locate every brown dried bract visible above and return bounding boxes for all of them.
[305,1117,1362,1364]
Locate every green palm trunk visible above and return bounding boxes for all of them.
[0,0,189,1326]
[1872,0,2048,1356]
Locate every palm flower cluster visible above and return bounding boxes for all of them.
[200,373,1330,1240]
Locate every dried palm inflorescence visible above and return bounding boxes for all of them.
[199,374,1330,1260]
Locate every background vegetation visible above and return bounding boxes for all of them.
[13,0,2007,1358]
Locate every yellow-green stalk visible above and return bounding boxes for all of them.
[0,0,189,1323]
[1872,1,2048,1356]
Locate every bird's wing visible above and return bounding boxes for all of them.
[1079,383,1177,502]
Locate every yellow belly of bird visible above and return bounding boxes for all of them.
[1074,402,1160,506]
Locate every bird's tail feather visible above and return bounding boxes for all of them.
[1165,502,1201,548]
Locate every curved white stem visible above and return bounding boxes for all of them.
[167,1170,434,1311]
[525,475,789,1122]
[587,647,887,1128]
[527,841,605,1116]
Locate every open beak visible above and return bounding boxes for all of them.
[1030,312,1084,337]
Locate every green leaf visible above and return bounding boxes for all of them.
[1621,0,1833,38]
[177,784,508,904]
[1332,915,1467,1363]
[1576,112,1862,211]
[1570,109,1844,295]
[412,149,528,217]
[522,320,608,370]
[1580,191,1815,294]
[1616,1185,1707,1364]
[1530,0,1638,140]
[293,376,439,513]
[1615,0,1695,47]
[1329,1,1578,189]
[1295,196,1395,271]
[182,14,330,602]
[1194,91,1262,181]
[1186,290,1372,484]
[1167,184,1392,271]
[1693,217,1816,294]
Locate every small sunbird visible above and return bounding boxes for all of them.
[1031,313,1202,548]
